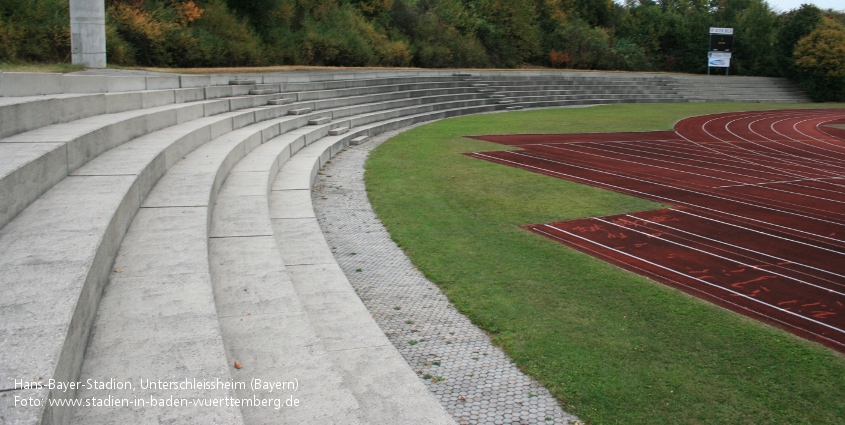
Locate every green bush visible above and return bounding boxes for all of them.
[300,6,377,66]
[0,0,70,63]
[190,0,267,67]
[794,17,845,101]
[411,12,490,68]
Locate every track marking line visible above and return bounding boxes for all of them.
[625,213,845,284]
[592,216,845,296]
[540,223,845,337]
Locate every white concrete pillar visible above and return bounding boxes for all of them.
[70,0,107,68]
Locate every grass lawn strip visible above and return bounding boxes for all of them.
[365,103,845,425]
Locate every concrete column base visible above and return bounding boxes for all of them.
[70,0,107,68]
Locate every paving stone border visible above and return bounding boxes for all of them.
[312,123,582,425]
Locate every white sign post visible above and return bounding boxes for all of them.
[708,27,734,76]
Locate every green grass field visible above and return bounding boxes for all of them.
[365,103,845,424]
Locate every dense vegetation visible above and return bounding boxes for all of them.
[1,0,843,99]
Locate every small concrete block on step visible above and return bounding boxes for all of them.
[328,127,349,136]
[288,108,312,115]
[229,79,256,85]
[477,88,495,93]
[497,99,515,104]
[268,98,294,105]
[489,94,506,98]
[506,106,523,110]
[308,117,331,125]
[350,135,368,146]
[249,89,275,95]
[471,83,489,87]
[452,73,472,77]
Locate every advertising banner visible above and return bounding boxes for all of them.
[708,52,731,68]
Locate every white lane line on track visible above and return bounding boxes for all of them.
[673,208,845,256]
[592,216,845,297]
[766,116,845,163]
[511,139,681,147]
[604,139,845,181]
[621,213,845,287]
[792,116,845,146]
[714,176,845,189]
[690,110,845,190]
[620,139,845,194]
[744,116,845,175]
[540,145,845,205]
[510,149,845,223]
[470,151,845,244]
[540,223,845,336]
[739,114,845,191]
[701,112,841,180]
[815,119,845,142]
[530,225,845,349]
[682,111,845,182]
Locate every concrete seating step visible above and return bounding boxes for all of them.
[0,98,224,231]
[0,87,208,140]
[268,98,294,105]
[288,107,312,115]
[496,99,515,104]
[269,132,456,425]
[283,81,473,103]
[274,75,466,94]
[471,83,489,87]
[308,116,332,125]
[350,135,368,145]
[489,94,506,98]
[506,105,523,110]
[69,97,504,423]
[249,89,276,95]
[207,132,366,423]
[328,127,349,136]
[0,104,305,422]
[293,87,485,116]
[9,91,505,421]
[0,86,304,232]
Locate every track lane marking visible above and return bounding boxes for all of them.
[539,222,845,337]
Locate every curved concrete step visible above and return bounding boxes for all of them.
[286,81,473,102]
[0,88,207,140]
[63,95,501,424]
[264,103,516,423]
[0,90,293,232]
[208,134,365,424]
[70,118,299,424]
[269,134,456,425]
[276,75,465,93]
[0,103,302,424]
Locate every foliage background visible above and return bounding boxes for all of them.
[0,0,843,100]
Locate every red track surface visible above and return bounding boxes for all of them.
[467,109,845,352]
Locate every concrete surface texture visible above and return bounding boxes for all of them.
[312,125,582,424]
[69,0,106,68]
[0,69,810,424]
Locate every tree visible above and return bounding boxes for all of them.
[793,17,845,101]
[474,0,542,67]
[776,4,823,76]
[732,0,779,76]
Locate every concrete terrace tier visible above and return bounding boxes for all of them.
[0,68,810,425]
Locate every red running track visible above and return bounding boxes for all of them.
[467,109,845,352]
